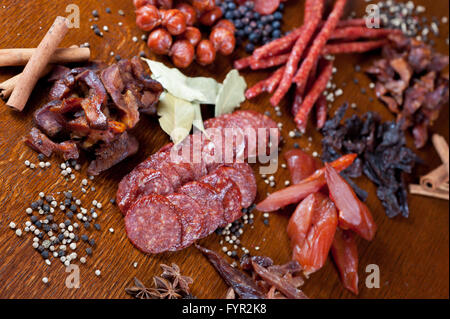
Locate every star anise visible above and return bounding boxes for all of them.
[153,276,182,299]
[160,263,193,294]
[125,277,160,299]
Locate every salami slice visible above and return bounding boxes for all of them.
[125,195,182,254]
[117,167,174,214]
[200,173,242,226]
[179,181,224,237]
[166,193,205,249]
[214,164,257,208]
[171,134,207,180]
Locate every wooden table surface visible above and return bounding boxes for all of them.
[0,0,448,299]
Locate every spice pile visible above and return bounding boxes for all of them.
[374,0,447,46]
[9,158,108,275]
[197,245,308,299]
[134,0,236,68]
[217,0,285,53]
[125,263,194,299]
[366,34,449,149]
[235,0,400,133]
[321,104,421,218]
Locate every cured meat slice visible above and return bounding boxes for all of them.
[166,193,205,249]
[117,167,174,214]
[200,172,242,226]
[214,163,256,208]
[125,195,182,254]
[179,181,224,237]
[171,134,208,180]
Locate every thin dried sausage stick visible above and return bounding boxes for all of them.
[315,94,328,129]
[291,85,303,117]
[245,66,286,100]
[319,18,367,29]
[253,26,304,60]
[250,53,290,70]
[323,39,388,54]
[270,0,324,107]
[293,0,347,89]
[294,60,333,133]
[234,56,254,70]
[330,27,401,41]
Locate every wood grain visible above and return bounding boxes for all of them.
[0,0,448,299]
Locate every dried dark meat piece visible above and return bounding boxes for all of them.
[321,105,419,218]
[33,100,66,137]
[196,245,266,299]
[24,128,79,160]
[87,131,139,176]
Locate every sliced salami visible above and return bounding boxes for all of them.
[171,134,207,180]
[166,193,205,249]
[200,173,242,226]
[179,181,224,237]
[125,195,182,254]
[117,167,174,214]
[214,163,257,208]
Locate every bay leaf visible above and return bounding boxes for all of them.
[215,69,247,117]
[157,92,195,145]
[192,102,205,133]
[143,58,220,104]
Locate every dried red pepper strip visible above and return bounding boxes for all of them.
[251,261,309,299]
[284,148,318,184]
[256,153,357,212]
[316,94,328,129]
[234,55,254,70]
[293,0,347,88]
[330,27,401,41]
[196,244,266,299]
[325,164,377,241]
[323,39,388,55]
[245,66,286,100]
[253,26,304,60]
[291,192,338,275]
[270,0,324,107]
[294,60,333,133]
[250,53,290,70]
[331,228,359,295]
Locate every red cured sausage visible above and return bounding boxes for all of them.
[170,40,195,68]
[166,193,205,248]
[147,28,173,55]
[135,5,161,32]
[125,195,182,254]
[161,9,187,35]
[209,27,235,56]
[201,172,242,226]
[175,3,197,26]
[196,39,216,66]
[254,0,280,15]
[199,7,223,26]
[179,26,202,47]
[116,167,174,214]
[214,164,256,208]
[213,19,236,34]
[179,181,224,237]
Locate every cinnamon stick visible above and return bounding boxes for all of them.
[0,47,90,67]
[409,184,449,201]
[7,16,69,111]
[0,65,53,100]
[420,164,449,190]
[432,134,449,175]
